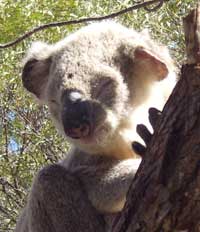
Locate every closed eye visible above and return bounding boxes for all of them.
[50,99,59,105]
[95,79,114,99]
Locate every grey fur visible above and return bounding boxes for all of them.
[15,22,176,232]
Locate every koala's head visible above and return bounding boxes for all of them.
[22,22,173,154]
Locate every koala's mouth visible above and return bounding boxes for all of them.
[64,121,93,140]
[64,121,109,145]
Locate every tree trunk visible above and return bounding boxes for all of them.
[112,5,200,232]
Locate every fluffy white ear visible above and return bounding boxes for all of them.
[22,42,53,101]
[134,47,169,81]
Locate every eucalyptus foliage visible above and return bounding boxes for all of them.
[0,1,196,231]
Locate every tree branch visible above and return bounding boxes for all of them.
[0,0,168,49]
[183,3,200,64]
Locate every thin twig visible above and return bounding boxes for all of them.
[0,205,12,218]
[0,0,168,49]
[0,205,17,224]
[2,109,9,162]
[144,0,164,12]
[0,178,25,198]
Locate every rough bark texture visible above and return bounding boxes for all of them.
[183,4,200,64]
[112,5,200,232]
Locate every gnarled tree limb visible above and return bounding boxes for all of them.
[112,4,200,232]
[183,4,200,64]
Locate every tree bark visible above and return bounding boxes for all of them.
[112,5,200,232]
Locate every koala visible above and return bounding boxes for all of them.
[15,22,176,232]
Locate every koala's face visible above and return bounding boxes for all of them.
[22,22,172,153]
[46,56,129,149]
[22,48,129,152]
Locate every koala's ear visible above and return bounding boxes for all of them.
[22,57,52,101]
[134,47,169,81]
[22,42,53,102]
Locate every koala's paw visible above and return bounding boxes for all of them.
[132,107,161,157]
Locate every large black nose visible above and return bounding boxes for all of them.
[61,90,92,139]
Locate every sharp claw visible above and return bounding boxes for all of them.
[148,107,162,130]
[132,142,146,157]
[136,124,152,145]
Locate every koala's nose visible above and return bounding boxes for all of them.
[61,91,92,139]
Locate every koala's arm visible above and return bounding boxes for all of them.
[74,158,141,213]
[15,164,106,232]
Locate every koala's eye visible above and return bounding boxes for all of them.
[50,99,58,105]
[95,79,115,98]
[92,77,117,107]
